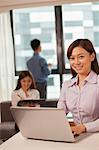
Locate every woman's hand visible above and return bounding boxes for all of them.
[71,124,86,135]
[69,121,75,126]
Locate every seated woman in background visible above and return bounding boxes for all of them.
[58,39,99,135]
[11,71,40,106]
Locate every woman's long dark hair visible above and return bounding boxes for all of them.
[15,71,36,90]
[67,39,99,77]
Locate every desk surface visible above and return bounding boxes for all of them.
[0,132,99,150]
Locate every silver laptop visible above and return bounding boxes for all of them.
[11,107,90,143]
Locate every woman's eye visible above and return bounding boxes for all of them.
[79,55,84,58]
[70,57,74,60]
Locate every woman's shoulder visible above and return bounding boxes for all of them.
[62,77,76,87]
[11,89,22,96]
[96,74,99,85]
[12,89,19,95]
[30,89,39,93]
[91,71,99,87]
[97,74,99,78]
[29,89,40,98]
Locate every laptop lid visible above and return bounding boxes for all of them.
[11,107,75,142]
[17,99,58,108]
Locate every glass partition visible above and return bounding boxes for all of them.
[62,2,99,70]
[13,6,57,71]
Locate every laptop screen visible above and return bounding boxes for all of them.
[17,99,58,108]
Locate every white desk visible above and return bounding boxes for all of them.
[0,132,99,150]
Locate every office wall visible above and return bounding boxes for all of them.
[0,0,97,11]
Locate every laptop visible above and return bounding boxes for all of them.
[17,99,57,107]
[11,107,90,143]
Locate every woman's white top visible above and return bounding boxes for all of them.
[11,88,40,106]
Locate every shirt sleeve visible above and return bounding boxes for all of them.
[30,89,40,100]
[11,91,21,106]
[57,82,69,114]
[84,119,99,132]
[39,58,50,76]
[35,90,40,99]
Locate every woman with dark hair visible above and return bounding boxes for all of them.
[58,39,99,135]
[67,39,99,77]
[11,71,40,106]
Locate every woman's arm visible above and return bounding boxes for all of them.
[57,82,69,114]
[11,91,21,106]
[84,119,99,132]
[35,90,40,99]
[71,119,99,135]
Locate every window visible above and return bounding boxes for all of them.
[12,2,99,98]
[62,2,99,72]
[13,6,59,98]
[13,6,57,71]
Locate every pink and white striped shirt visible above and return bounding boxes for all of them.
[58,71,99,132]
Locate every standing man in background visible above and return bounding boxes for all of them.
[27,39,51,99]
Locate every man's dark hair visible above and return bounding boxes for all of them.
[30,39,40,51]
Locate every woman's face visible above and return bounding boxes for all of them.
[69,47,95,76]
[20,76,32,91]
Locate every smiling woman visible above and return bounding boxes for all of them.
[11,71,40,106]
[58,39,99,135]
[69,46,95,86]
[1,1,99,102]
